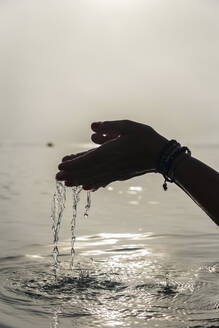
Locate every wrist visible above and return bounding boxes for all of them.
[156,139,192,190]
[171,153,194,183]
[168,153,192,181]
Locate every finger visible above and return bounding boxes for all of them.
[57,141,132,185]
[57,153,114,181]
[79,166,131,190]
[62,149,95,162]
[91,120,135,135]
[58,140,119,171]
[57,159,114,183]
[63,177,80,186]
[62,154,76,162]
[59,150,97,170]
[91,122,102,131]
[83,181,110,191]
[82,180,112,191]
[61,162,134,189]
[59,160,125,187]
[56,170,81,183]
[64,180,82,187]
[82,185,98,191]
[58,157,148,186]
[56,170,66,180]
[91,133,119,144]
[65,180,74,187]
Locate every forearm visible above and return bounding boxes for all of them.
[173,154,219,226]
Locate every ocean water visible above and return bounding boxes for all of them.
[0,142,219,328]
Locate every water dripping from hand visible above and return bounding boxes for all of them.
[51,182,92,274]
[51,181,66,273]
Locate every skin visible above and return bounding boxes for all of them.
[173,154,219,226]
[56,120,219,226]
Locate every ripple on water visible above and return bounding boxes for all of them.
[0,234,219,327]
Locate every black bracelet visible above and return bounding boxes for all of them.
[156,140,191,190]
[156,140,180,176]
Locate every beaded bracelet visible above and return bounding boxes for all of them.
[156,139,191,190]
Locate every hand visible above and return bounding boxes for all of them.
[56,120,168,190]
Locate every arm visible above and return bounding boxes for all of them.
[173,154,219,226]
[56,120,219,226]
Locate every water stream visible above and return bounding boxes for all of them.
[51,181,91,272]
[51,182,66,267]
[70,186,82,270]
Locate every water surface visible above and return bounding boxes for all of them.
[0,142,218,328]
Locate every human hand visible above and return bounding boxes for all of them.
[56,120,168,190]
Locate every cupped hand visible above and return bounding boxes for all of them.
[56,120,168,190]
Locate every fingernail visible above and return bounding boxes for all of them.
[91,122,102,130]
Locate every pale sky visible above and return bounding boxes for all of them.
[0,0,219,143]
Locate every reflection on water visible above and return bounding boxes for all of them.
[0,233,219,328]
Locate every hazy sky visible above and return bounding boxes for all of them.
[0,0,219,143]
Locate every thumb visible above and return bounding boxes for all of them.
[91,120,136,135]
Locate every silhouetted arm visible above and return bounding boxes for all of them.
[56,120,219,226]
[173,154,219,226]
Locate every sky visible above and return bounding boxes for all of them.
[0,0,219,144]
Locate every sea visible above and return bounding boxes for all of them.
[0,141,218,328]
